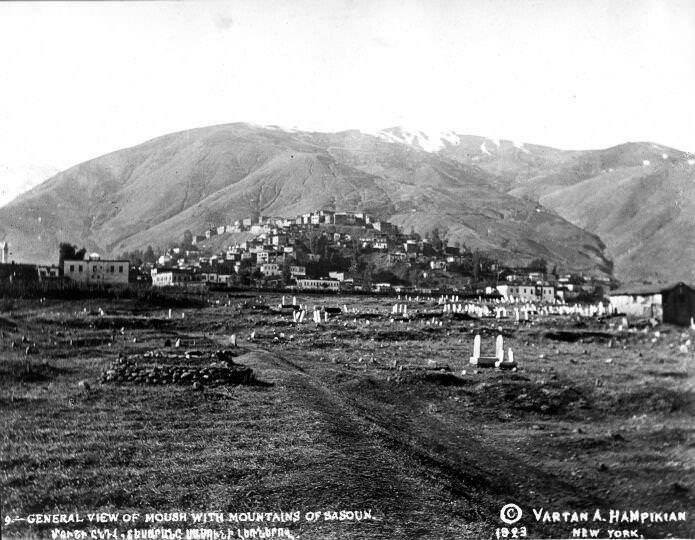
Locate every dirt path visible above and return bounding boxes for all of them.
[226,343,603,538]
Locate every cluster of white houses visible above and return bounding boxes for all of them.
[37,251,695,326]
[150,266,341,291]
[3,210,695,327]
[156,211,403,274]
[190,210,395,246]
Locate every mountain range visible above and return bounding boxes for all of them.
[0,123,693,283]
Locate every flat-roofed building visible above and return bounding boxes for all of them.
[64,258,130,285]
[497,283,555,302]
[290,265,306,278]
[260,263,281,277]
[296,278,340,291]
[609,282,695,325]
[151,268,195,287]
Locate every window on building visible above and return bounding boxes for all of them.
[119,266,123,273]
[70,265,75,272]
[79,265,83,272]
[110,266,114,273]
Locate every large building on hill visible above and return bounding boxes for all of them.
[63,256,130,285]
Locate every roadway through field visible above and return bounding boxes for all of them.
[219,342,603,538]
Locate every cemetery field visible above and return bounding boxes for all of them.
[1,292,694,539]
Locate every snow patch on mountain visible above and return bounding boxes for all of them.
[370,127,462,152]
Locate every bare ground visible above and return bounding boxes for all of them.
[1,293,694,539]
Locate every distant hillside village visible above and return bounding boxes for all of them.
[3,210,695,326]
[0,210,613,303]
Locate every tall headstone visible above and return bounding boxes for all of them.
[473,334,481,359]
[495,335,504,362]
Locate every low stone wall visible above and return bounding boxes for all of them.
[101,356,255,386]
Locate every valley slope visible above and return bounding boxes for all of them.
[377,127,695,282]
[0,123,611,276]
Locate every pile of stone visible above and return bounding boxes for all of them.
[101,355,255,387]
[140,349,241,361]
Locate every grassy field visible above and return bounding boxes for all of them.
[1,293,693,539]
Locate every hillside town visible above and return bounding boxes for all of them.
[2,209,618,303]
[3,209,694,328]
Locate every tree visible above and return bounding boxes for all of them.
[143,245,157,264]
[182,229,193,248]
[527,258,548,273]
[362,263,374,290]
[118,249,144,267]
[281,259,292,286]
[58,242,86,273]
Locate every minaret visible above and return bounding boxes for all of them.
[0,241,8,264]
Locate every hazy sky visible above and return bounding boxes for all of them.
[1,0,694,181]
